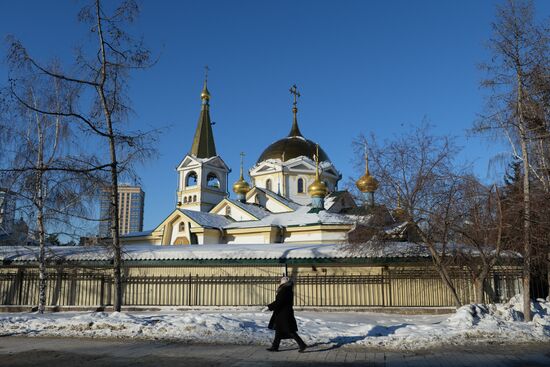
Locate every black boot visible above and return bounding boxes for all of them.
[291,332,307,352]
[267,334,281,351]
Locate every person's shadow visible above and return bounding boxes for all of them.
[299,323,411,353]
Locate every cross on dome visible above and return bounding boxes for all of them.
[289,84,300,108]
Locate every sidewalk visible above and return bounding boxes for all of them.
[0,337,549,366]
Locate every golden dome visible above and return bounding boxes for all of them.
[356,174,379,193]
[233,152,250,196]
[355,151,379,193]
[233,178,250,195]
[393,206,407,219]
[392,194,407,219]
[308,179,328,198]
[308,144,328,198]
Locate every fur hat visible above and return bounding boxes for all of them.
[279,276,290,285]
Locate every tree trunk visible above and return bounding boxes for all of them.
[517,70,532,321]
[36,109,47,314]
[109,156,122,311]
[437,263,462,308]
[474,278,484,304]
[418,228,462,308]
[37,171,47,314]
[474,266,490,304]
[427,246,462,308]
[95,0,123,312]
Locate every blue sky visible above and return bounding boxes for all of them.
[2,0,549,232]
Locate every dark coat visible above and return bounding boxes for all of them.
[267,281,298,337]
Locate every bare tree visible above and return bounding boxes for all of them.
[0,73,96,313]
[476,0,550,320]
[348,124,467,307]
[5,0,156,311]
[452,181,507,304]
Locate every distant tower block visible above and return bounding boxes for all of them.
[99,185,145,237]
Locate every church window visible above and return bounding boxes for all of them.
[179,222,185,232]
[297,178,304,193]
[225,206,231,216]
[174,236,189,245]
[206,172,220,189]
[183,197,187,203]
[193,195,197,202]
[186,171,198,187]
[266,179,272,191]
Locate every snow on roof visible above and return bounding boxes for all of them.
[323,191,349,211]
[223,205,354,229]
[178,209,234,228]
[225,198,270,219]
[252,187,301,210]
[0,242,433,263]
[122,229,154,238]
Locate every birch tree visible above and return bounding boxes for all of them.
[0,74,95,313]
[476,0,550,320]
[6,0,156,311]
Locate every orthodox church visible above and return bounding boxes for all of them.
[123,79,397,246]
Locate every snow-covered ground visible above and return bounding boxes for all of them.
[1,296,549,350]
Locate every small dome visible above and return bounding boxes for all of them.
[308,178,328,198]
[257,137,330,163]
[356,174,379,193]
[232,178,250,196]
[392,206,407,220]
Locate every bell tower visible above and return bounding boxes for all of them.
[176,70,229,212]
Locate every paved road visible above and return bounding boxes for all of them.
[0,337,549,366]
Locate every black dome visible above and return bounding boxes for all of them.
[257,136,331,163]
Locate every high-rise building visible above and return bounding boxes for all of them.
[99,185,145,237]
[0,189,16,236]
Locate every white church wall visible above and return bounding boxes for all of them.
[225,233,267,244]
[264,197,292,213]
[284,228,348,244]
[210,202,257,222]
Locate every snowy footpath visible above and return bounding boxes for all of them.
[1,296,549,351]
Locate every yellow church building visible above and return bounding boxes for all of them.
[123,81,390,247]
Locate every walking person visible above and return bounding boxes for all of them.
[265,276,307,352]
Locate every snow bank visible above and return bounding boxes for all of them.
[1,297,549,350]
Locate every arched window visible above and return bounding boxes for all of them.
[266,179,272,191]
[297,178,304,193]
[178,222,185,232]
[186,171,198,187]
[225,206,231,216]
[183,197,187,203]
[193,195,197,202]
[206,172,220,189]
